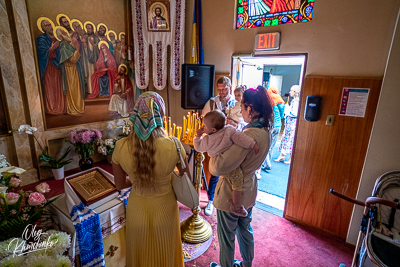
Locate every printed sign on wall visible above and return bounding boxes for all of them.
[339,88,370,117]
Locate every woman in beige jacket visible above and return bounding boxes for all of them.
[209,86,272,267]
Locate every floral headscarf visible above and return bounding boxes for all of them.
[129,92,165,141]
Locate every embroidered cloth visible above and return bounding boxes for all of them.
[63,167,126,267]
[132,0,186,90]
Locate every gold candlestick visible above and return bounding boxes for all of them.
[180,151,212,243]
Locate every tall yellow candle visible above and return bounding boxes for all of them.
[183,116,186,137]
[168,117,172,136]
[173,123,176,137]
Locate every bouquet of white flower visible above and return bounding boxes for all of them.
[97,138,118,156]
[0,154,11,169]
[0,229,73,267]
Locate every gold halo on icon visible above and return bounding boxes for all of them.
[118,64,128,75]
[150,3,167,17]
[97,23,109,34]
[106,30,117,42]
[98,40,109,50]
[119,32,126,41]
[70,19,83,31]
[84,21,96,33]
[53,26,69,41]
[36,17,55,33]
[56,13,71,26]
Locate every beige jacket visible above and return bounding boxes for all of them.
[208,127,270,213]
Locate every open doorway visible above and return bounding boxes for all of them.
[231,54,306,216]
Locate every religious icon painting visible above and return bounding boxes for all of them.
[26,0,135,129]
[146,1,171,32]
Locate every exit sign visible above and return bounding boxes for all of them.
[254,32,280,51]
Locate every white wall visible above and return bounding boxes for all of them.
[347,9,400,244]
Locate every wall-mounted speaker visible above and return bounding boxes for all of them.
[181,64,215,109]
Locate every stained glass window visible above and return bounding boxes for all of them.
[236,0,314,29]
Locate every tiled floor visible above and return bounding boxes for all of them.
[256,190,285,210]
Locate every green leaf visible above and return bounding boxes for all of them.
[58,147,71,163]
[40,147,72,169]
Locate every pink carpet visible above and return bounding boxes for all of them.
[183,191,353,267]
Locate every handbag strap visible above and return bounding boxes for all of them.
[171,137,186,169]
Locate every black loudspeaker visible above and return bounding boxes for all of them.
[304,95,322,121]
[181,64,215,109]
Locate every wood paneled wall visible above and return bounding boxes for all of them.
[285,76,382,239]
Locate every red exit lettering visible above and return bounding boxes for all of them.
[255,32,280,50]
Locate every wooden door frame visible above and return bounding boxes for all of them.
[230,53,309,217]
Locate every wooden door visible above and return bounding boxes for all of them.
[285,76,382,239]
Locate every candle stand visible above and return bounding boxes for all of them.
[180,151,212,243]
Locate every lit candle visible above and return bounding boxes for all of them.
[183,116,186,137]
[188,113,191,133]
[177,127,181,140]
[173,123,176,137]
[168,117,172,136]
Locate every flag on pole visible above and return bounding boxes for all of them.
[190,0,204,64]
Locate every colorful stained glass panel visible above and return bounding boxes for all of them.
[236,0,314,30]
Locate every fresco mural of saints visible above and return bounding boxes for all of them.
[28,0,133,128]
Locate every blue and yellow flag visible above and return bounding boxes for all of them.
[190,0,203,64]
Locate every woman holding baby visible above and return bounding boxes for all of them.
[205,85,273,267]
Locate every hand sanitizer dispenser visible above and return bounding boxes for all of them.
[304,95,322,122]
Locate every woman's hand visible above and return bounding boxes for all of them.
[112,162,132,190]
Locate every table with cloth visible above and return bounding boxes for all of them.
[48,167,129,267]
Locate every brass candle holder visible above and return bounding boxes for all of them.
[180,151,212,243]
[163,111,211,243]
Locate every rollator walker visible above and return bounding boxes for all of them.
[330,170,400,267]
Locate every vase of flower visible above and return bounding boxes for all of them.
[51,167,64,180]
[97,138,117,165]
[79,156,93,171]
[106,154,113,164]
[16,124,72,174]
[68,129,102,171]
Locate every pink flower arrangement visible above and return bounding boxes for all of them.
[69,129,102,144]
[27,192,46,206]
[0,174,54,241]
[68,129,102,161]
[35,182,50,194]
[9,177,22,188]
[0,192,20,205]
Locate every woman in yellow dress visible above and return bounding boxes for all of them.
[112,91,187,266]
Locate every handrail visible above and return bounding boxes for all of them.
[329,189,399,209]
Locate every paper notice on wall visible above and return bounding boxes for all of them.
[339,88,370,117]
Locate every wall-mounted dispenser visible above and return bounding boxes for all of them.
[304,95,322,121]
